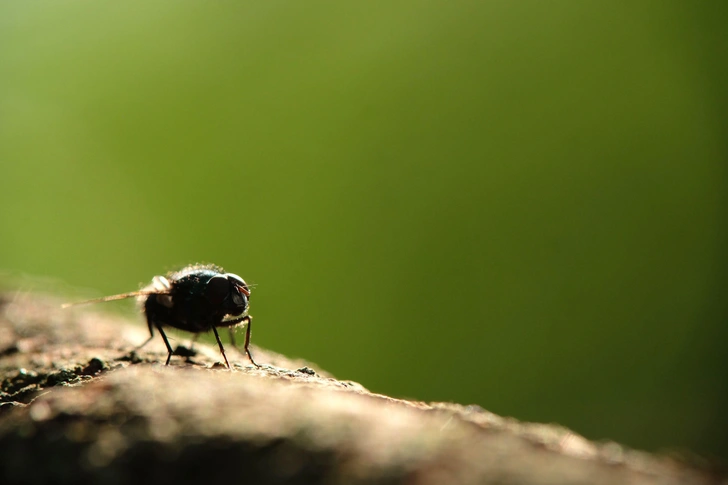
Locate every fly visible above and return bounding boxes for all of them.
[63,263,260,369]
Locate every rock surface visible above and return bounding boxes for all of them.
[0,293,723,485]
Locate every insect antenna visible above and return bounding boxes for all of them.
[61,290,168,309]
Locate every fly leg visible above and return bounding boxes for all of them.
[211,326,231,370]
[136,312,175,365]
[156,325,174,365]
[125,315,156,361]
[124,317,172,366]
[226,315,259,367]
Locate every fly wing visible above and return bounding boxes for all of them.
[61,290,165,308]
[62,274,173,308]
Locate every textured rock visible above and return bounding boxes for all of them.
[0,293,723,485]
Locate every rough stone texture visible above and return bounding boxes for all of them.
[0,292,724,485]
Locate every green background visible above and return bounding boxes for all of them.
[1,1,726,459]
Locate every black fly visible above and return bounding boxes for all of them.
[63,264,260,369]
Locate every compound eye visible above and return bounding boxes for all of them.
[205,275,230,305]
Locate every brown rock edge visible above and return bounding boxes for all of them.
[0,293,723,485]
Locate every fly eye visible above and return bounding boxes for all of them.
[231,290,247,307]
[205,275,230,305]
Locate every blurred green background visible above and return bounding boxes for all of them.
[1,0,727,459]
